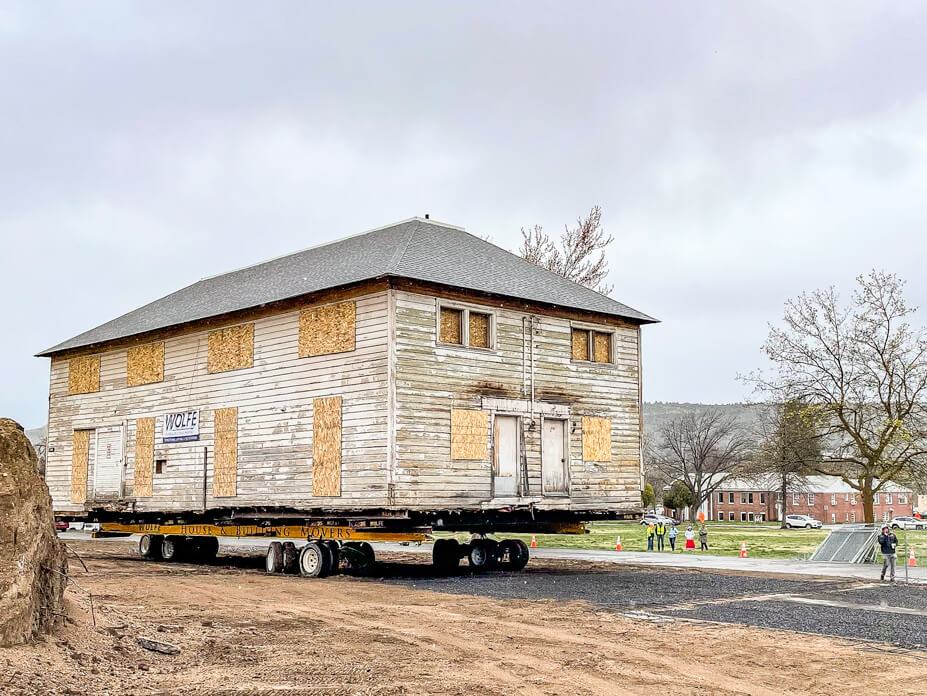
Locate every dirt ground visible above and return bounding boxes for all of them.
[3,540,927,696]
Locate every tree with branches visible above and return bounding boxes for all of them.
[748,400,823,528]
[649,410,751,522]
[747,271,927,523]
[518,205,614,294]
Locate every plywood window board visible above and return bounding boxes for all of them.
[213,407,238,497]
[207,324,254,374]
[469,312,490,349]
[571,329,589,361]
[70,430,91,504]
[68,355,100,395]
[582,416,612,462]
[451,409,488,460]
[593,332,611,363]
[299,301,356,358]
[133,417,155,498]
[313,396,342,497]
[127,342,164,387]
[440,307,463,345]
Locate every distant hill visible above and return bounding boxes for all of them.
[642,402,757,435]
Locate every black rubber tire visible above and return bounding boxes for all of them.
[805,524,812,529]
[355,541,375,565]
[432,538,460,573]
[299,541,332,578]
[266,541,284,574]
[161,535,186,562]
[467,540,494,572]
[510,539,530,571]
[323,540,340,572]
[139,534,163,560]
[282,542,299,574]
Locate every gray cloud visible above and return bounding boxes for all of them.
[3,1,927,425]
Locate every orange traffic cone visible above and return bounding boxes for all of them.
[615,536,622,551]
[909,548,917,567]
[530,535,537,548]
[739,541,748,558]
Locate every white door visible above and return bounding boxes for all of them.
[494,416,519,497]
[542,418,568,494]
[94,427,124,499]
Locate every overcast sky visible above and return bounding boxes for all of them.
[3,2,927,429]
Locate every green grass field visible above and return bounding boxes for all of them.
[437,523,927,560]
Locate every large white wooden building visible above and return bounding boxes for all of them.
[39,218,656,533]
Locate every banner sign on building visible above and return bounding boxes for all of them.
[163,410,200,443]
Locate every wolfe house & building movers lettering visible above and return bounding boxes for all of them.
[163,410,200,443]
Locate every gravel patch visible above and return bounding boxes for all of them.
[821,583,927,612]
[381,566,845,609]
[665,600,927,651]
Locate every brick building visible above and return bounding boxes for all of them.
[701,475,915,524]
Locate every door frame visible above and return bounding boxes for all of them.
[491,413,522,499]
[92,423,127,500]
[540,415,570,496]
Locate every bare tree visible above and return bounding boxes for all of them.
[518,205,614,294]
[748,400,823,528]
[650,410,751,522]
[747,271,927,523]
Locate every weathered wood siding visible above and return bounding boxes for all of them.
[45,291,390,513]
[392,290,641,511]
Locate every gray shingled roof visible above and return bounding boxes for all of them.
[38,218,656,356]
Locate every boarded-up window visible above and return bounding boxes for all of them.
[68,356,100,395]
[451,409,488,460]
[582,417,611,462]
[207,324,254,374]
[593,332,611,363]
[133,417,155,497]
[213,407,238,497]
[469,312,490,349]
[299,301,356,358]
[313,396,342,497]
[571,329,589,361]
[440,307,463,345]
[70,430,91,503]
[127,342,164,386]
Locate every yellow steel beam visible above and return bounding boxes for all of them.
[101,522,429,543]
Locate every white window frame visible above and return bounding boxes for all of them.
[874,493,880,505]
[808,493,815,506]
[899,493,908,504]
[831,493,837,506]
[718,492,724,504]
[851,495,856,506]
[729,512,734,521]
[792,492,800,506]
[831,513,836,524]
[718,512,724,521]
[435,300,496,351]
[569,320,616,365]
[885,493,892,505]
[851,512,856,523]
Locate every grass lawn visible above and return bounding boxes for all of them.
[436,524,927,560]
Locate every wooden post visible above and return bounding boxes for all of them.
[202,447,208,512]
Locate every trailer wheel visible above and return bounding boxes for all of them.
[433,538,460,573]
[498,539,521,570]
[510,539,530,571]
[299,541,331,578]
[161,535,186,562]
[266,542,284,574]
[323,540,340,571]
[355,541,375,565]
[282,542,299,574]
[139,534,163,560]
[343,542,375,570]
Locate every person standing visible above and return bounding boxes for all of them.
[698,523,709,551]
[668,524,678,551]
[878,525,898,582]
[647,523,655,551]
[655,521,667,551]
[684,525,696,551]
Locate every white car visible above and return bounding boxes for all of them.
[890,516,926,530]
[784,514,822,529]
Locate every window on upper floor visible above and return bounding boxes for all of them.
[792,493,800,505]
[885,493,892,505]
[437,303,494,350]
[831,494,837,506]
[874,493,880,505]
[729,492,734,503]
[748,492,754,504]
[760,492,766,504]
[899,493,908,504]
[808,493,815,505]
[571,326,613,363]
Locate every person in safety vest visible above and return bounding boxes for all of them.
[654,522,667,551]
[647,524,655,551]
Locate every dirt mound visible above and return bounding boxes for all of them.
[0,418,67,646]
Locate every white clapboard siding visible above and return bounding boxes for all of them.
[46,292,391,513]
[392,290,641,510]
